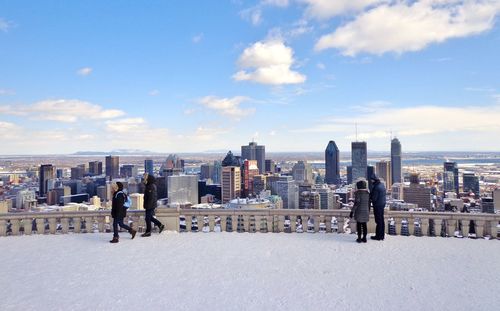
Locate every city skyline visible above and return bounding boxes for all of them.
[1,1,500,154]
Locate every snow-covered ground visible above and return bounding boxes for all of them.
[1,232,500,311]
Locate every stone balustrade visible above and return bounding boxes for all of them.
[0,209,499,239]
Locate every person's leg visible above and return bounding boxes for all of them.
[356,222,362,241]
[118,218,131,231]
[113,218,119,238]
[145,210,152,233]
[374,207,385,239]
[362,223,367,240]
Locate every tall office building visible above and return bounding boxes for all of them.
[462,172,479,196]
[347,166,353,184]
[121,165,138,178]
[403,173,432,210]
[292,161,313,184]
[493,189,500,211]
[276,179,298,209]
[253,175,267,194]
[105,156,120,179]
[265,159,275,174]
[351,142,367,182]
[167,175,199,205]
[89,161,103,176]
[443,162,459,194]
[70,167,85,180]
[376,160,392,188]
[39,164,55,196]
[391,138,402,185]
[222,166,241,203]
[241,141,265,174]
[325,140,340,185]
[481,197,495,214]
[200,164,214,181]
[144,159,154,176]
[213,161,222,184]
[243,160,259,196]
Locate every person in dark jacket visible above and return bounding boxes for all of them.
[110,182,136,243]
[369,174,386,240]
[142,173,165,237]
[350,179,370,243]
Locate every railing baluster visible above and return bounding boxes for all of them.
[0,219,7,236]
[11,219,20,236]
[490,221,498,239]
[36,218,45,235]
[60,218,69,234]
[85,217,93,233]
[23,218,33,235]
[475,220,485,238]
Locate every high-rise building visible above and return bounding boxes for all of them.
[276,179,298,209]
[121,165,138,178]
[317,187,337,210]
[391,138,402,185]
[462,172,479,196]
[222,151,240,167]
[351,142,367,182]
[376,160,391,188]
[39,164,55,196]
[325,140,340,185]
[299,191,321,209]
[253,175,267,194]
[292,161,313,184]
[56,168,64,179]
[70,167,85,180]
[105,156,120,179]
[403,173,432,210]
[16,190,37,210]
[89,161,103,176]
[493,189,500,211]
[347,166,353,184]
[265,159,275,174]
[481,197,495,214]
[144,159,154,176]
[243,160,259,196]
[200,164,214,181]
[213,161,222,184]
[443,162,459,194]
[241,142,265,174]
[167,175,199,205]
[267,175,293,194]
[222,166,241,203]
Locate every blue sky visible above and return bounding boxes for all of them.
[1,0,500,154]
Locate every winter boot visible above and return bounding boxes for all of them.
[159,224,165,234]
[362,236,367,243]
[109,237,119,243]
[129,229,137,239]
[141,232,151,237]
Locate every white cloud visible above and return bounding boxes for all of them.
[0,18,13,32]
[316,62,326,70]
[149,89,160,96]
[0,89,15,95]
[240,7,263,26]
[0,99,125,123]
[199,96,255,120]
[233,39,306,85]
[77,67,93,76]
[262,0,289,7]
[315,1,500,56]
[192,33,204,43]
[302,0,386,20]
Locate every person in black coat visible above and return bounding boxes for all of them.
[110,182,136,243]
[141,173,165,237]
[369,174,387,241]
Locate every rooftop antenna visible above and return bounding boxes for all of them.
[390,129,393,140]
[355,122,358,142]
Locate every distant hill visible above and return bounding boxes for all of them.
[73,149,161,156]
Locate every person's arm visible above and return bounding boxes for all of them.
[370,186,379,205]
[351,193,359,218]
[116,192,125,210]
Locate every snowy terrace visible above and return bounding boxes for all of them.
[1,209,500,310]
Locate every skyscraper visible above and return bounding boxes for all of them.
[39,164,55,196]
[265,159,275,174]
[167,175,199,205]
[292,161,313,184]
[325,140,340,185]
[443,161,459,194]
[121,165,138,178]
[376,160,391,188]
[222,166,241,203]
[144,159,154,176]
[241,141,265,174]
[403,173,432,210]
[351,142,367,182]
[105,156,119,179]
[243,160,259,196]
[89,161,103,176]
[391,138,402,185]
[462,172,479,196]
[276,179,298,209]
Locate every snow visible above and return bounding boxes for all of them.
[1,232,500,311]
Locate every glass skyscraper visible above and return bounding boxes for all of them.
[241,141,265,174]
[325,140,340,185]
[351,142,367,182]
[391,138,402,185]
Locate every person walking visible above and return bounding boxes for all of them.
[369,174,386,241]
[350,179,370,243]
[110,182,136,243]
[142,173,165,237]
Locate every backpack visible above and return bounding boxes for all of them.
[116,191,132,209]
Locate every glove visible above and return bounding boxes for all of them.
[349,211,354,218]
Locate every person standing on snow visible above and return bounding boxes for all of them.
[369,174,386,241]
[110,182,136,243]
[141,173,165,237]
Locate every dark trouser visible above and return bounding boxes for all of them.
[145,209,163,233]
[373,206,385,239]
[356,222,367,239]
[113,217,132,238]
